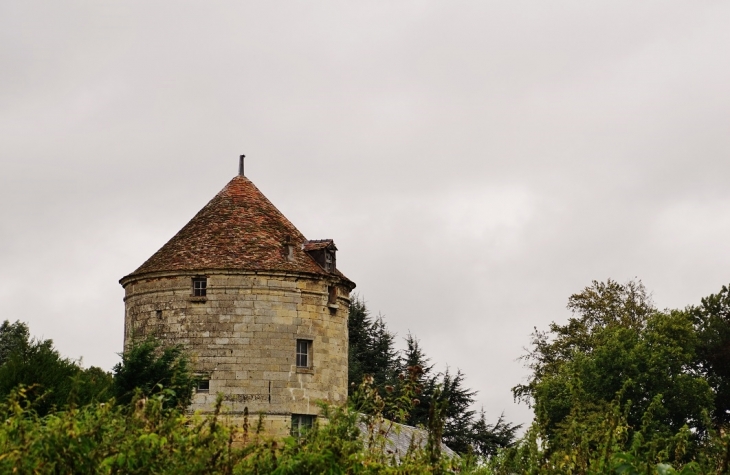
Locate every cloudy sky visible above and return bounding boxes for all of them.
[1,1,729,426]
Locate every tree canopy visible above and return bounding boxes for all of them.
[513,280,713,447]
[348,296,520,457]
[348,296,399,394]
[691,283,730,426]
[0,321,196,415]
[494,279,730,473]
[7,279,730,472]
[0,320,112,415]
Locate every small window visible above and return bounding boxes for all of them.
[192,277,207,297]
[296,339,311,368]
[197,378,210,393]
[156,310,163,319]
[324,251,333,272]
[291,414,315,438]
[328,286,337,305]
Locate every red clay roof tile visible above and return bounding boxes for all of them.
[121,175,354,287]
[303,240,336,252]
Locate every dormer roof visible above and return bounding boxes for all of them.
[303,239,337,252]
[120,175,354,287]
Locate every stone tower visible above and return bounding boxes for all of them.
[119,166,355,435]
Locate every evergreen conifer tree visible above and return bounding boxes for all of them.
[347,296,399,394]
[400,333,437,426]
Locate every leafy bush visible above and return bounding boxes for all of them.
[112,337,196,410]
[0,387,239,474]
[0,378,489,474]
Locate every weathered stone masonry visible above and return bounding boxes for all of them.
[120,172,355,436]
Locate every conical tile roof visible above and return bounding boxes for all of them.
[122,175,352,284]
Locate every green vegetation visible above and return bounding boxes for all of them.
[0,320,112,416]
[112,337,196,410]
[4,280,730,473]
[0,363,485,474]
[493,280,730,474]
[692,284,730,427]
[344,282,730,473]
[348,296,520,457]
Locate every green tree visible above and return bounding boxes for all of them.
[470,410,520,459]
[398,334,519,457]
[349,298,519,457]
[440,368,478,454]
[347,296,370,390]
[347,296,399,394]
[399,333,437,426]
[0,320,30,365]
[112,337,196,410]
[511,279,714,466]
[0,320,112,415]
[691,283,730,426]
[514,279,655,401]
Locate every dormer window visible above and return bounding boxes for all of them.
[324,251,333,272]
[303,240,337,273]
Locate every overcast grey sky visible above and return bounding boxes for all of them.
[1,1,729,427]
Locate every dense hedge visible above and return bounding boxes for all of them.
[0,382,485,474]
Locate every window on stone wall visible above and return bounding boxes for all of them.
[196,378,210,393]
[328,285,337,306]
[192,277,207,297]
[291,414,315,438]
[296,339,311,368]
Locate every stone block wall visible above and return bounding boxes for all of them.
[122,270,350,436]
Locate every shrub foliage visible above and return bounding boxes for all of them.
[7,280,730,473]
